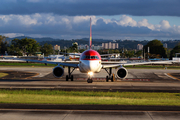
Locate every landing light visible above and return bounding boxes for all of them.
[88,72,93,76]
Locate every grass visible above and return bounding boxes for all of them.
[125,65,180,69]
[1,62,180,69]
[0,90,180,106]
[0,62,56,66]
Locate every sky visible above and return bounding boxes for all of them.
[0,0,180,40]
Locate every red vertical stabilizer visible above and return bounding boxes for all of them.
[89,18,92,49]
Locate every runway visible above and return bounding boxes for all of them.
[0,66,180,94]
[0,109,180,120]
[0,67,180,92]
[0,67,180,119]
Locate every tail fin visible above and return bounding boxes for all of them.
[89,18,92,49]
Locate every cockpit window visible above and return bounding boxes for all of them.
[82,55,99,60]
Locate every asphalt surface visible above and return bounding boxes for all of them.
[0,109,180,120]
[0,67,180,111]
[0,67,180,119]
[0,67,180,92]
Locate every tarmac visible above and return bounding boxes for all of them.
[0,67,180,92]
[0,67,180,112]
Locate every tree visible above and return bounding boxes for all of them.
[7,38,22,56]
[8,38,39,56]
[19,38,39,55]
[40,43,53,56]
[79,49,86,53]
[170,43,180,59]
[0,35,8,54]
[135,50,143,57]
[143,39,167,58]
[68,42,78,52]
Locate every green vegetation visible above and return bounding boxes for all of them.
[144,39,167,58]
[1,62,180,69]
[0,62,56,66]
[0,90,180,106]
[40,43,54,56]
[0,35,8,55]
[1,35,180,59]
[125,65,180,69]
[6,38,54,56]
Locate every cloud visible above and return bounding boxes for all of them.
[1,33,24,38]
[0,14,180,40]
[0,0,180,16]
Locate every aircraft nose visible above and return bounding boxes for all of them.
[88,61,99,71]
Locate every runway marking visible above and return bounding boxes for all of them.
[155,73,168,79]
[123,79,150,81]
[76,78,150,81]
[25,73,39,79]
[77,78,106,80]
[33,72,51,77]
[165,73,180,81]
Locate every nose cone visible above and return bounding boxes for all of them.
[87,60,100,72]
[79,60,101,73]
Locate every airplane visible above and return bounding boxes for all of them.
[40,55,66,62]
[7,18,174,83]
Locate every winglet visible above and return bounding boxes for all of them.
[89,18,92,49]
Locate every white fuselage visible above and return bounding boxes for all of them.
[78,60,102,73]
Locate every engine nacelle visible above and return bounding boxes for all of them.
[116,67,128,79]
[53,66,64,78]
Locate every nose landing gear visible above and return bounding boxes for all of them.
[87,72,93,83]
[87,78,93,83]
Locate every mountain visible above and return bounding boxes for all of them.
[6,36,61,42]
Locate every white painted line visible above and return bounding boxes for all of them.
[164,73,177,80]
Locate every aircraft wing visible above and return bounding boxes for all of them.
[102,60,174,68]
[60,52,81,56]
[100,53,120,57]
[5,58,79,68]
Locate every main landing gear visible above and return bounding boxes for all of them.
[104,67,115,82]
[66,67,75,81]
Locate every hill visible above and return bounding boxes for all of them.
[6,36,180,49]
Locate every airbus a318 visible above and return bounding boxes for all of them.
[9,18,173,83]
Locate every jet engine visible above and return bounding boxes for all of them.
[53,66,64,78]
[116,67,128,79]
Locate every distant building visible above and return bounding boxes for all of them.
[137,44,143,50]
[163,43,167,48]
[102,42,118,49]
[54,45,60,50]
[78,44,102,50]
[91,45,102,50]
[78,44,89,50]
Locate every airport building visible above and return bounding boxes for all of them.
[78,44,102,50]
[102,42,119,49]
[137,44,143,50]
[163,43,167,48]
[54,45,60,50]
[91,45,102,50]
[78,44,89,50]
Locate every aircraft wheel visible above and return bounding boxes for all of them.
[71,75,73,81]
[87,79,93,83]
[111,76,114,82]
[66,75,69,81]
[106,76,109,82]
